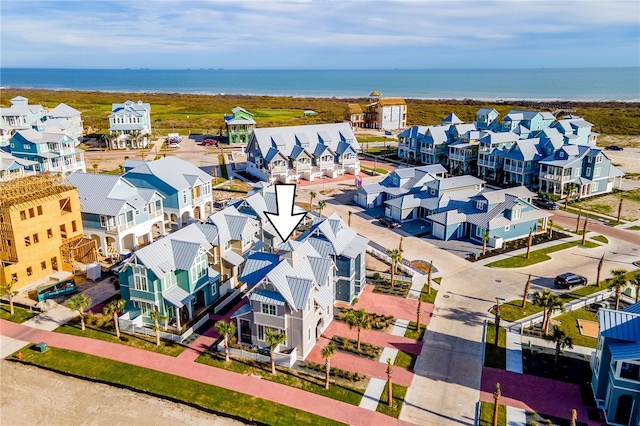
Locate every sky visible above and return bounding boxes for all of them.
[1,0,639,70]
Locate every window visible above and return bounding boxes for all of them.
[11,273,17,282]
[59,197,72,213]
[33,233,39,243]
[29,208,35,218]
[47,229,53,239]
[24,144,31,149]
[594,167,601,178]
[430,187,436,195]
[37,206,43,215]
[307,298,311,311]
[133,265,148,291]
[41,261,47,270]
[60,224,67,239]
[100,215,107,228]
[619,362,640,382]
[257,325,265,341]
[595,154,603,163]
[243,234,252,247]
[24,236,31,246]
[211,284,217,297]
[224,241,231,250]
[308,327,312,342]
[183,192,187,204]
[134,301,155,316]
[512,206,522,220]
[592,181,599,192]
[71,221,77,233]
[586,167,591,177]
[20,210,27,220]
[51,256,58,271]
[504,225,510,231]
[475,227,485,238]
[26,267,32,276]
[574,167,581,177]
[135,209,140,216]
[261,303,277,316]
[476,200,486,210]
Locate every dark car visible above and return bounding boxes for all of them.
[605,145,624,151]
[379,217,401,228]
[384,130,393,135]
[533,198,558,210]
[554,273,587,289]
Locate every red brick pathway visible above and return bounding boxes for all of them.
[1,319,412,426]
[480,367,601,426]
[324,321,422,355]
[338,285,434,324]
[306,335,415,387]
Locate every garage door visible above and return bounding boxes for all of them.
[432,223,445,240]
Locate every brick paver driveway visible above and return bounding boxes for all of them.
[340,285,434,324]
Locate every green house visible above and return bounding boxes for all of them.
[224,107,256,144]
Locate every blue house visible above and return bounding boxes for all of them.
[297,213,368,303]
[477,130,519,184]
[0,150,36,181]
[0,96,46,146]
[475,108,499,130]
[502,110,555,133]
[123,157,213,229]
[502,138,544,187]
[67,172,165,257]
[551,115,599,146]
[9,128,86,175]
[591,303,640,425]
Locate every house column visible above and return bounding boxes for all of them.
[187,302,193,320]
[176,307,181,330]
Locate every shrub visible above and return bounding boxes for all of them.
[373,272,381,280]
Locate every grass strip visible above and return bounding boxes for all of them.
[360,165,390,175]
[404,322,426,341]
[0,303,36,323]
[478,401,507,426]
[484,322,506,370]
[14,347,343,426]
[591,234,609,244]
[218,152,229,179]
[393,351,417,370]
[564,206,620,226]
[486,241,599,268]
[55,320,188,357]
[376,382,408,419]
[196,351,364,406]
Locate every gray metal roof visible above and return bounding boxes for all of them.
[222,250,245,267]
[307,256,333,286]
[124,157,212,192]
[250,289,286,306]
[163,285,195,308]
[599,308,640,342]
[47,103,81,118]
[171,240,201,270]
[287,276,313,310]
[230,303,252,319]
[314,285,333,310]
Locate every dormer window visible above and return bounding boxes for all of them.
[511,206,522,220]
[476,200,486,210]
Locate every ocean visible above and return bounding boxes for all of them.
[1,68,638,102]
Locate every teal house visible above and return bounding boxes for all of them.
[224,107,256,144]
[591,303,640,425]
[9,128,86,175]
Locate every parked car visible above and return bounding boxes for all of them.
[202,138,218,146]
[379,217,401,228]
[554,273,588,289]
[604,145,623,151]
[587,301,610,312]
[384,130,393,135]
[533,198,559,210]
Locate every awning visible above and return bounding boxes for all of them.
[163,285,195,308]
[230,303,251,319]
[222,250,245,267]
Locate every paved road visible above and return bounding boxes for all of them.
[550,207,639,245]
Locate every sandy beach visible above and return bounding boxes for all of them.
[0,361,245,426]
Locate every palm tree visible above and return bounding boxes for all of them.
[427,260,433,295]
[570,409,578,426]
[386,357,393,407]
[398,236,403,252]
[596,253,605,288]
[309,191,316,210]
[617,198,623,224]
[66,294,92,331]
[386,248,403,287]
[264,328,287,374]
[317,200,326,217]
[631,274,640,303]
[526,228,533,259]
[610,269,628,310]
[492,382,501,426]
[345,308,371,352]
[416,298,422,332]
[521,274,532,308]
[215,320,236,363]
[494,302,501,345]
[532,289,564,334]
[1,278,17,315]
[348,210,352,227]
[103,298,126,339]
[575,210,582,233]
[581,215,588,245]
[129,130,141,149]
[548,219,554,238]
[92,163,99,173]
[149,309,168,346]
[545,326,573,366]
[482,231,489,256]
[321,342,336,389]
[109,132,120,150]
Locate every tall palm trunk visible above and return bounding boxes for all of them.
[324,358,330,389]
[596,253,605,287]
[522,274,531,308]
[492,383,501,426]
[427,261,433,295]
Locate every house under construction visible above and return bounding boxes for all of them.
[0,173,97,292]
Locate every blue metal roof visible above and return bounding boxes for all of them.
[599,309,640,342]
[608,340,640,361]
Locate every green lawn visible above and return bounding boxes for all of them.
[360,165,390,175]
[564,206,619,226]
[376,382,408,419]
[419,281,440,304]
[0,303,36,323]
[196,351,364,406]
[55,320,188,357]
[404,322,426,340]
[591,235,609,244]
[394,351,417,370]
[484,322,506,369]
[15,348,342,426]
[486,240,599,268]
[545,308,598,348]
[478,401,507,426]
[628,225,640,231]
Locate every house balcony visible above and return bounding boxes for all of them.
[421,146,436,154]
[478,146,491,153]
[477,159,498,168]
[541,174,570,182]
[448,152,470,161]
[106,220,136,234]
[192,195,205,206]
[295,163,312,172]
[503,164,524,173]
[53,146,76,155]
[149,208,163,219]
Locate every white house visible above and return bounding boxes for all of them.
[109,100,152,149]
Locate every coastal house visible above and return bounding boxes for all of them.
[448,130,481,175]
[123,157,213,229]
[551,115,599,146]
[44,103,84,145]
[0,96,47,146]
[245,122,360,183]
[427,185,550,244]
[502,110,555,133]
[66,172,165,258]
[398,124,452,166]
[354,164,447,209]
[224,107,256,144]
[476,131,519,183]
[9,128,86,175]
[343,104,365,129]
[109,100,152,149]
[0,174,97,292]
[232,240,335,360]
[475,108,500,130]
[0,150,37,181]
[590,303,640,425]
[538,145,624,199]
[364,97,407,130]
[297,213,368,303]
[501,138,544,187]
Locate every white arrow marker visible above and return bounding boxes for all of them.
[264,183,307,242]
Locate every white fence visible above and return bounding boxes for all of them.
[213,341,298,369]
[507,289,614,334]
[214,288,243,314]
[118,311,211,343]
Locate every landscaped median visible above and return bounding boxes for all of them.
[13,347,344,426]
[485,240,599,268]
[0,303,36,323]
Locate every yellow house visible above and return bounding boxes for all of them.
[0,174,96,292]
